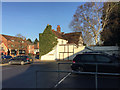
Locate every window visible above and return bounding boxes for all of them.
[19,50,25,54]
[80,54,95,62]
[22,50,25,53]
[96,55,111,63]
[19,50,22,54]
[11,50,15,54]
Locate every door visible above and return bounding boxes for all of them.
[95,55,118,73]
[80,54,96,72]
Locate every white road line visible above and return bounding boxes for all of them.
[54,72,71,88]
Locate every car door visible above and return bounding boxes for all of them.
[80,54,96,72]
[95,54,118,73]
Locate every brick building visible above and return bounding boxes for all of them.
[0,34,28,57]
[34,42,39,55]
[27,41,34,55]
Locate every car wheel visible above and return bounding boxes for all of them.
[76,66,84,72]
[21,61,25,65]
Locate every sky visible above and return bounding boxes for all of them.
[2,2,85,41]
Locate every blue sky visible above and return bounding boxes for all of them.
[2,2,84,41]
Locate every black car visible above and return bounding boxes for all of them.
[71,53,120,73]
[1,55,12,64]
[1,55,12,60]
[9,56,33,65]
[35,55,39,59]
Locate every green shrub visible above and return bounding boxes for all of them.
[39,25,58,59]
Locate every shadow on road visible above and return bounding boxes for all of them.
[2,61,120,89]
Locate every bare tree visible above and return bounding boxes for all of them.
[15,33,26,40]
[15,33,27,53]
[70,2,118,46]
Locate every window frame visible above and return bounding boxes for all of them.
[74,54,96,62]
[95,54,112,63]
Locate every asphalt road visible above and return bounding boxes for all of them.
[2,61,120,89]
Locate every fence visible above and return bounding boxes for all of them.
[35,62,120,89]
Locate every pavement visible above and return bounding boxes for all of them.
[0,63,9,66]
[1,60,120,89]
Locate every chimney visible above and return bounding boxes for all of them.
[57,25,61,33]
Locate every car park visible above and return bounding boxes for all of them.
[8,56,33,65]
[71,53,120,73]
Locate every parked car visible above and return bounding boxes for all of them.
[1,55,12,60]
[1,55,12,64]
[112,53,120,60]
[71,53,120,73]
[8,56,33,65]
[35,55,39,59]
[5,55,12,59]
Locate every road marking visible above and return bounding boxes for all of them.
[54,72,71,88]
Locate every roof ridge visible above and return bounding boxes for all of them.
[1,34,24,40]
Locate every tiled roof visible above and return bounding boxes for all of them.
[26,41,34,45]
[2,34,24,41]
[63,32,82,45]
[1,34,28,50]
[52,30,64,39]
[52,30,82,45]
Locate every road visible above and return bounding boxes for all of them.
[2,61,120,89]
